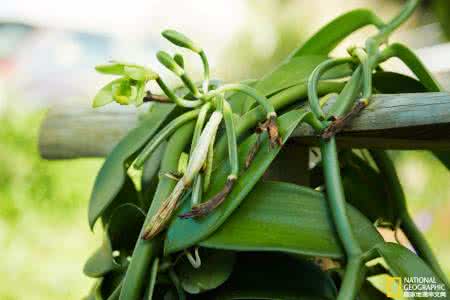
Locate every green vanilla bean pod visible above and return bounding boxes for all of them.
[203,130,216,192]
[156,77,203,108]
[308,57,355,120]
[142,110,223,239]
[180,97,239,218]
[162,29,210,93]
[189,103,212,207]
[206,83,280,147]
[128,109,202,191]
[119,123,195,300]
[191,174,203,207]
[370,150,449,286]
[157,51,201,98]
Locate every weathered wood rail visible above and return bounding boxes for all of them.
[39,92,450,159]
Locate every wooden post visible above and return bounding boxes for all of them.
[38,92,450,159]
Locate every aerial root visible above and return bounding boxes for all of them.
[321,100,368,140]
[259,115,282,148]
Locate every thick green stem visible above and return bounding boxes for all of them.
[180,73,201,98]
[213,81,345,166]
[371,0,420,46]
[351,48,371,99]
[207,83,276,118]
[321,137,364,299]
[308,57,355,120]
[156,77,203,108]
[337,257,366,300]
[132,109,201,170]
[321,138,362,257]
[327,67,363,118]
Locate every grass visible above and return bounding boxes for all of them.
[0,108,102,300]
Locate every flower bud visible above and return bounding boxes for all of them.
[162,30,201,53]
[157,51,184,76]
[173,53,184,68]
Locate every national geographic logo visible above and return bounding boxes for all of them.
[386,276,448,298]
[386,277,403,298]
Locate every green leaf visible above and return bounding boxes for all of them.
[290,9,382,57]
[124,66,158,81]
[432,151,450,170]
[257,55,351,97]
[376,243,449,294]
[175,249,236,294]
[141,142,167,210]
[84,280,103,300]
[118,123,196,300]
[242,56,351,112]
[165,109,309,254]
[203,252,337,300]
[100,272,125,300]
[200,181,382,259]
[107,203,145,260]
[96,62,126,75]
[88,103,175,229]
[84,203,145,278]
[341,151,396,224]
[83,236,117,278]
[92,78,123,108]
[372,72,426,93]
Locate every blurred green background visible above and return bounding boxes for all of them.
[0,0,449,299]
